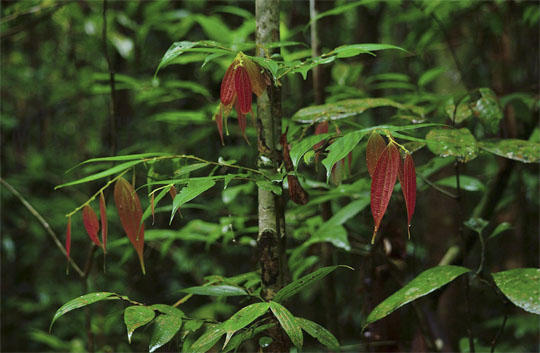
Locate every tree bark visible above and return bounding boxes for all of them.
[256,1,290,351]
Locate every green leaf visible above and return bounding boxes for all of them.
[149,314,183,352]
[426,128,478,162]
[364,266,470,328]
[124,305,156,343]
[464,217,489,235]
[311,0,377,24]
[292,98,424,123]
[155,41,198,76]
[296,317,340,352]
[479,139,540,163]
[189,325,226,353]
[55,160,142,189]
[435,175,485,192]
[221,302,270,347]
[492,268,540,315]
[50,292,117,332]
[328,43,408,58]
[274,266,351,303]
[487,222,512,241]
[322,131,365,181]
[201,52,227,69]
[290,133,332,169]
[180,285,248,297]
[269,301,303,349]
[66,153,168,173]
[223,323,275,353]
[418,67,446,88]
[473,88,503,134]
[170,179,215,224]
[150,304,185,317]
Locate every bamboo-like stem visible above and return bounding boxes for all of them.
[1,178,85,277]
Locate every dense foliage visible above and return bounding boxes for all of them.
[2,1,539,352]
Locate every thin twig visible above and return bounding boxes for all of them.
[102,0,117,156]
[419,174,458,199]
[1,178,84,277]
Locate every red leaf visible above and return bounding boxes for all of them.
[243,56,268,97]
[65,216,71,263]
[398,153,416,238]
[216,105,224,145]
[82,205,101,248]
[114,177,145,274]
[366,132,386,178]
[235,66,252,114]
[169,186,181,217]
[370,143,400,244]
[280,133,294,172]
[220,63,236,105]
[287,175,309,205]
[235,100,249,144]
[99,192,108,252]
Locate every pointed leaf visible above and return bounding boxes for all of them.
[114,177,145,274]
[314,121,329,151]
[142,185,172,225]
[479,139,540,163]
[274,266,350,303]
[189,325,226,353]
[221,63,236,105]
[124,305,156,343]
[216,106,224,145]
[398,153,416,237]
[370,143,400,243]
[296,317,340,352]
[243,56,268,97]
[287,175,309,205]
[50,292,116,332]
[82,205,101,248]
[234,65,252,115]
[223,323,275,353]
[473,88,503,134]
[99,192,107,251]
[170,179,216,224]
[55,160,143,189]
[487,222,512,241]
[492,268,540,315]
[180,285,248,297]
[289,133,332,169]
[269,301,303,349]
[222,302,270,339]
[426,128,478,162]
[149,314,183,352]
[322,131,365,181]
[280,133,294,171]
[364,266,470,328]
[435,175,485,192]
[366,132,386,178]
[150,304,185,317]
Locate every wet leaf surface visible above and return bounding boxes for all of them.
[492,268,540,315]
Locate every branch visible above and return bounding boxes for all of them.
[1,178,84,277]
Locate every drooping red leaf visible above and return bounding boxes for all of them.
[169,186,181,217]
[370,143,400,244]
[366,132,387,178]
[287,175,309,205]
[280,133,294,172]
[235,100,249,144]
[114,177,145,274]
[220,63,236,105]
[243,56,268,97]
[216,105,224,145]
[82,205,101,248]
[99,192,108,252]
[234,66,252,114]
[65,216,71,265]
[398,153,417,238]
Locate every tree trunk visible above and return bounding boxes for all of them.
[256,1,290,351]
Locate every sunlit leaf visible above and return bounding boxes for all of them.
[296,317,340,352]
[435,175,485,192]
[124,305,155,343]
[473,88,503,134]
[170,179,216,224]
[426,128,478,162]
[479,139,540,163]
[189,325,226,353]
[180,285,248,297]
[149,313,183,352]
[50,292,117,332]
[322,131,364,181]
[364,266,470,328]
[221,302,270,347]
[269,301,303,349]
[492,268,540,315]
[290,133,332,169]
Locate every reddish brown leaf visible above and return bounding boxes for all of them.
[370,143,400,244]
[114,177,145,274]
[243,56,268,97]
[331,159,345,186]
[169,186,181,217]
[287,175,309,205]
[366,132,387,178]
[398,153,416,238]
[82,205,101,248]
[280,133,294,172]
[235,100,249,144]
[235,66,252,114]
[220,63,236,105]
[216,106,224,145]
[99,192,108,252]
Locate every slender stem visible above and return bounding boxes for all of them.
[102,0,117,156]
[475,231,486,276]
[419,174,458,199]
[490,310,507,353]
[1,178,84,277]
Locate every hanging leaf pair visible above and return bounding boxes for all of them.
[281,133,309,205]
[366,132,416,243]
[65,177,146,275]
[216,52,269,144]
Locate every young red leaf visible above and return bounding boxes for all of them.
[114,177,146,274]
[370,143,400,244]
[220,63,236,105]
[99,192,108,252]
[82,205,101,248]
[243,56,268,97]
[287,175,309,205]
[216,106,224,145]
[65,216,71,272]
[234,66,252,114]
[168,186,182,218]
[280,133,294,172]
[366,132,386,178]
[398,153,417,238]
[235,100,249,144]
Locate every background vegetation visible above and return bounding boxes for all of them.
[1,0,539,352]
